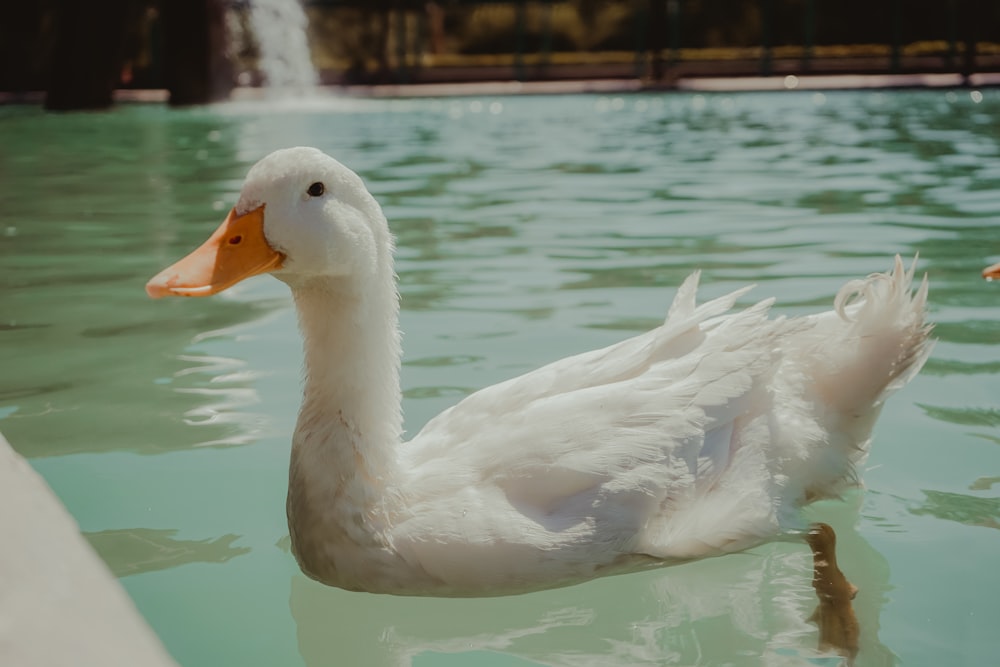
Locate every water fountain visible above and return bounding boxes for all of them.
[245,0,317,90]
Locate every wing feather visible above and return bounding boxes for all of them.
[395,281,784,576]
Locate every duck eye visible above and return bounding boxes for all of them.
[307,182,325,197]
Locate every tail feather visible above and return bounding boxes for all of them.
[822,255,933,412]
[776,255,933,502]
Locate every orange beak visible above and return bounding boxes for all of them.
[984,262,1000,281]
[146,205,284,298]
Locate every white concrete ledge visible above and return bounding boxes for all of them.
[0,432,179,667]
[3,71,1000,106]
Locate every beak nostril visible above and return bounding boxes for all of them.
[228,235,243,245]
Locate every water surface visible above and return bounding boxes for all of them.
[1,89,999,667]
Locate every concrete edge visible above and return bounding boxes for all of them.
[1,71,999,106]
[0,431,180,667]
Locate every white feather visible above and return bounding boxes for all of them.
[156,148,934,597]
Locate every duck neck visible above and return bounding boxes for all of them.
[285,270,403,567]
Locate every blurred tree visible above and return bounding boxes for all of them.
[162,0,232,104]
[3,0,999,98]
[957,0,985,80]
[0,3,52,93]
[647,0,666,79]
[45,0,134,110]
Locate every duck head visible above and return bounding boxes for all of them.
[146,147,390,298]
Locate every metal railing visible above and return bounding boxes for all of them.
[299,0,991,83]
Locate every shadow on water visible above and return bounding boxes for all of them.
[910,490,1000,530]
[85,527,251,577]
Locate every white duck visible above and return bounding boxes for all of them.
[147,147,932,597]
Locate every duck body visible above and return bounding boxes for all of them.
[148,147,932,597]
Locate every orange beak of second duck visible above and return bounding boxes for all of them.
[984,262,1000,281]
[146,205,284,299]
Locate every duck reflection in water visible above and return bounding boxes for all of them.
[289,506,889,667]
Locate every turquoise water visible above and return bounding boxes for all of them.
[1,89,999,666]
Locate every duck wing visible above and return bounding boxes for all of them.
[392,276,788,590]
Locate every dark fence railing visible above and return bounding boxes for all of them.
[298,0,995,84]
[0,0,996,108]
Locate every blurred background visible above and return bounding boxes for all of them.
[0,0,997,108]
